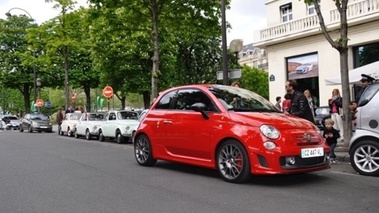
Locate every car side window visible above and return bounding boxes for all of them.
[109,113,116,120]
[174,89,216,111]
[155,91,176,109]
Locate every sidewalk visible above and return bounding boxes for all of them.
[335,141,350,162]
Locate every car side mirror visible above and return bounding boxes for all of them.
[190,102,209,120]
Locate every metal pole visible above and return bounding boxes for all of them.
[221,0,229,85]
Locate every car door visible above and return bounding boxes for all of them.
[76,114,87,135]
[161,88,215,163]
[103,112,117,137]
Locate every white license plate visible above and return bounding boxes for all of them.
[301,147,324,158]
[40,126,47,128]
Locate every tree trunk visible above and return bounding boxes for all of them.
[84,86,91,112]
[151,0,160,101]
[64,46,69,110]
[143,91,150,109]
[22,83,31,113]
[340,49,352,148]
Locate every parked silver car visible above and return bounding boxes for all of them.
[349,82,379,176]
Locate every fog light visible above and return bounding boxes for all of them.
[286,156,296,165]
[263,141,276,150]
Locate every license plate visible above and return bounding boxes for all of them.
[301,147,324,158]
[41,126,47,128]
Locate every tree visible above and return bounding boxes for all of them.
[0,15,38,113]
[239,65,269,99]
[305,0,351,147]
[88,0,224,101]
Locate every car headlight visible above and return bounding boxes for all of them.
[260,125,280,139]
[32,122,39,127]
[125,126,130,131]
[91,125,97,130]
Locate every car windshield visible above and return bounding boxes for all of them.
[209,85,280,112]
[31,114,49,120]
[358,83,379,107]
[118,111,139,120]
[5,116,18,120]
[88,113,104,121]
[68,113,81,120]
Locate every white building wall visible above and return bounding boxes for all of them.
[267,20,379,106]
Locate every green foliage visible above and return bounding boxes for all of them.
[239,65,269,99]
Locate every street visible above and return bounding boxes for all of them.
[0,130,377,213]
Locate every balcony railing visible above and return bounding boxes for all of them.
[256,0,379,42]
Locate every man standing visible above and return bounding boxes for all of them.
[350,74,375,111]
[284,79,314,123]
[56,107,64,135]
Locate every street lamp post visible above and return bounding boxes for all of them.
[221,0,229,85]
[5,8,37,112]
[36,78,42,113]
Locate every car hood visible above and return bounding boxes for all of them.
[229,112,315,130]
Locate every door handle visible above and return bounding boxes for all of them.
[163,120,172,124]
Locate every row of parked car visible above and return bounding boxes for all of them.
[59,109,147,144]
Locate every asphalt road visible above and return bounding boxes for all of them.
[0,130,377,213]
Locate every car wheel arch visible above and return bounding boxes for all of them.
[214,137,249,165]
[349,136,379,154]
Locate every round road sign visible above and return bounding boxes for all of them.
[36,99,44,107]
[103,86,114,98]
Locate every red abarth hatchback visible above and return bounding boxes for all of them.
[134,84,330,183]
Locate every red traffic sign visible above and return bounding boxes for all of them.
[103,86,114,98]
[36,99,44,107]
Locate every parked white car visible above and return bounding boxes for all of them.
[98,110,140,143]
[60,112,82,137]
[74,112,105,140]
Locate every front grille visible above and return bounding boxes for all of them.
[297,142,319,146]
[280,155,327,169]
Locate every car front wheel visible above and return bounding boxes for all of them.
[99,130,105,142]
[134,134,157,166]
[216,140,251,183]
[350,140,379,176]
[85,129,91,140]
[116,131,125,144]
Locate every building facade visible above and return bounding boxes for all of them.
[254,0,379,106]
[238,43,269,70]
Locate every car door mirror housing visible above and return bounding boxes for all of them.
[190,102,209,120]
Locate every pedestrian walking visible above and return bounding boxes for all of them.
[284,79,314,123]
[323,118,340,164]
[56,107,64,135]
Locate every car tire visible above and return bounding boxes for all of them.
[38,131,41,133]
[67,127,72,137]
[134,134,157,166]
[99,130,105,142]
[20,125,24,132]
[85,129,91,140]
[116,131,125,144]
[350,140,379,176]
[74,129,79,138]
[28,125,33,133]
[216,139,251,183]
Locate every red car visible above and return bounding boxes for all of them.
[134,84,330,183]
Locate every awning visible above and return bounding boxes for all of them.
[324,61,379,85]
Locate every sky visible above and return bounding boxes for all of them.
[0,0,267,45]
